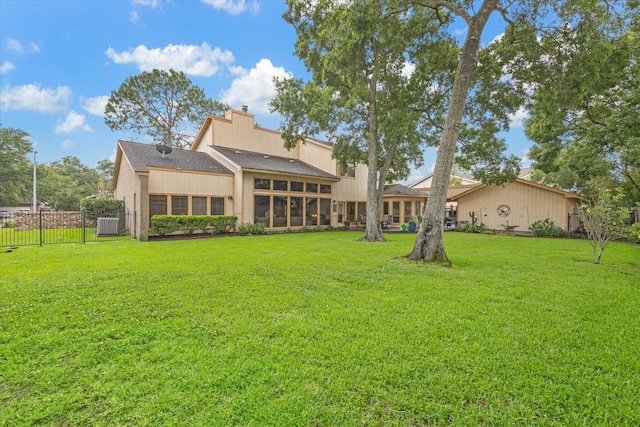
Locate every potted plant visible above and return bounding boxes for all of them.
[401,223,408,231]
[408,219,417,232]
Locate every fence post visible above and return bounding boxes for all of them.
[82,209,86,244]
[39,210,43,246]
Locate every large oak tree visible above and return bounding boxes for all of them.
[272,0,456,242]
[408,0,630,265]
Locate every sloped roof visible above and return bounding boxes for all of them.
[383,183,427,196]
[449,178,581,201]
[118,140,232,175]
[211,145,339,181]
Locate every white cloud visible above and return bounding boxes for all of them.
[401,61,415,78]
[488,32,504,47]
[520,148,532,167]
[55,111,95,134]
[105,42,235,77]
[62,139,73,149]
[132,0,161,7]
[200,0,259,15]
[82,95,109,116]
[509,107,528,128]
[0,83,71,113]
[0,61,15,73]
[405,167,426,185]
[220,58,292,114]
[130,10,140,22]
[7,39,23,51]
[7,39,40,52]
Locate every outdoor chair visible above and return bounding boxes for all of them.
[380,214,391,229]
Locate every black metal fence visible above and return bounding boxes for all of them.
[0,210,135,247]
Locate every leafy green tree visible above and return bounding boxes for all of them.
[409,0,630,265]
[0,125,33,206]
[105,69,229,149]
[36,164,83,211]
[96,158,115,198]
[272,0,457,242]
[408,0,511,266]
[579,188,630,264]
[526,7,639,205]
[49,156,100,197]
[96,158,114,180]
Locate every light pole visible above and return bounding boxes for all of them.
[33,151,37,212]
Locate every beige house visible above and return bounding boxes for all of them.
[113,108,372,240]
[113,108,580,239]
[450,179,582,232]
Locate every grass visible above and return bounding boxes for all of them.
[1,232,639,426]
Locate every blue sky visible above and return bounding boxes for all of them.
[1,0,530,184]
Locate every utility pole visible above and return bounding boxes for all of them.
[33,151,37,212]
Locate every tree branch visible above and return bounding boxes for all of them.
[432,1,472,24]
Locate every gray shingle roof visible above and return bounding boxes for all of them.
[119,140,232,175]
[384,183,426,196]
[212,146,338,180]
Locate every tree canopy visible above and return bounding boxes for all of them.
[408,0,633,265]
[272,0,456,241]
[525,5,639,205]
[105,69,229,149]
[0,125,33,206]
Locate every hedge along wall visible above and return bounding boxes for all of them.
[13,211,97,232]
[150,215,238,236]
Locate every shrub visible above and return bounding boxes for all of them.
[530,218,569,238]
[81,199,124,219]
[628,223,640,243]
[457,223,487,233]
[237,222,266,236]
[151,215,237,236]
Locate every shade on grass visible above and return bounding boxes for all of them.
[1,232,639,425]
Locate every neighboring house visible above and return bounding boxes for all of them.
[409,172,479,190]
[450,179,582,232]
[114,108,371,240]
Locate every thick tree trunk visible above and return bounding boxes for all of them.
[408,0,498,264]
[360,65,387,242]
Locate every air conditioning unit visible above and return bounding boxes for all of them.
[97,217,119,236]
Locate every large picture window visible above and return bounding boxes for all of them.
[290,197,303,226]
[274,180,288,191]
[172,196,188,215]
[273,196,288,227]
[192,197,207,215]
[211,197,224,215]
[254,178,271,190]
[306,197,318,225]
[149,195,167,221]
[340,165,355,177]
[254,195,270,225]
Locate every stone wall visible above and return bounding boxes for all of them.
[13,211,97,231]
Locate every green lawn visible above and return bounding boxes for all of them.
[1,232,639,426]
